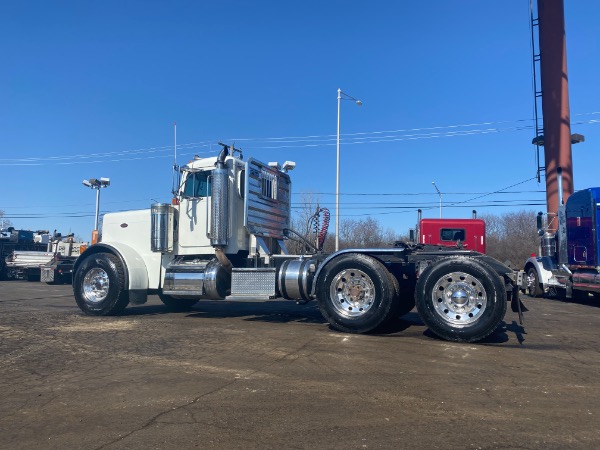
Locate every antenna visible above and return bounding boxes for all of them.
[174,121,177,165]
[171,121,178,196]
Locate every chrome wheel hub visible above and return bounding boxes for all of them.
[82,268,110,303]
[527,272,536,294]
[330,268,375,318]
[431,271,487,327]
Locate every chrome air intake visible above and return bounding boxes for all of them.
[150,203,174,253]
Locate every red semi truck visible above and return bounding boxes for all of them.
[411,210,486,253]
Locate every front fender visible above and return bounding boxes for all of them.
[524,256,555,286]
[75,242,149,291]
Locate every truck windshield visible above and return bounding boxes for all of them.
[182,171,211,198]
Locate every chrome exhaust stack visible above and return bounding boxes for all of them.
[210,145,230,247]
[556,167,568,265]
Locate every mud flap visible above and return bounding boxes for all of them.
[510,285,528,324]
[129,290,148,305]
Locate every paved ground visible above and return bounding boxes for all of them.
[0,281,599,449]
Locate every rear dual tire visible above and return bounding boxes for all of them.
[316,254,400,334]
[415,257,507,342]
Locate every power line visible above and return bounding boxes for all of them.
[292,189,545,196]
[292,199,545,208]
[335,176,543,217]
[0,189,545,211]
[1,114,598,167]
[341,203,546,217]
[4,201,546,220]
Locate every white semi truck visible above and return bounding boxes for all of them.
[72,144,524,342]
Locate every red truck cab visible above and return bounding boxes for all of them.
[419,218,486,253]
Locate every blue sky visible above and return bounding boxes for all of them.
[1,1,599,241]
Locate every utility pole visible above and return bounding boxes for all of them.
[538,0,574,231]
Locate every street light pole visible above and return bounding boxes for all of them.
[94,188,101,230]
[432,181,442,218]
[336,89,342,252]
[335,88,362,251]
[82,177,111,233]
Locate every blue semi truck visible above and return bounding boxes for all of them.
[525,170,600,299]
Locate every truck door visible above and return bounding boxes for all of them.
[566,189,596,266]
[177,169,214,251]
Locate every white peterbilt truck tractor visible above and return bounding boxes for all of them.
[72,144,524,342]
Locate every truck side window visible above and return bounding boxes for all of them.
[183,171,211,198]
[441,228,465,241]
[260,170,278,200]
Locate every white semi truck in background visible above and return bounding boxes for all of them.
[72,144,525,343]
[1,229,50,280]
[2,230,87,282]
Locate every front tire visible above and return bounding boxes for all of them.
[415,257,507,342]
[73,253,129,316]
[316,254,398,333]
[526,267,543,297]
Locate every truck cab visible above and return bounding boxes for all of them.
[82,147,295,304]
[418,218,486,253]
[525,185,600,299]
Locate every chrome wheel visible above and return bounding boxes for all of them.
[82,268,110,303]
[526,271,537,296]
[329,268,376,318]
[431,271,487,327]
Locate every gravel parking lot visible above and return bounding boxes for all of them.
[1,281,599,449]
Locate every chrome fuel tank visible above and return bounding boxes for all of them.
[163,258,230,299]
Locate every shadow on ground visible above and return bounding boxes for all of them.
[124,299,327,325]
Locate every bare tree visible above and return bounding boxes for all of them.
[0,210,12,229]
[339,217,404,249]
[479,210,538,268]
[287,197,405,253]
[286,193,333,254]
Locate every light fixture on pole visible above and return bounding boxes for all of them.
[432,181,442,218]
[82,177,111,231]
[336,88,363,251]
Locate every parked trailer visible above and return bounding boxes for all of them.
[40,239,87,284]
[72,144,525,343]
[4,251,55,281]
[0,229,48,280]
[2,230,86,282]
[40,255,78,284]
